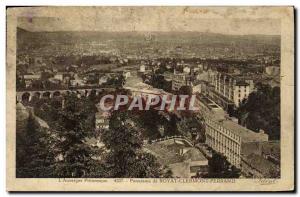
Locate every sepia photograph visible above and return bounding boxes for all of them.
[6,6,294,191]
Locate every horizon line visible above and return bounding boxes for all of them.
[17,27,281,37]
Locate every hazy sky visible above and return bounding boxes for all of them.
[17,7,281,35]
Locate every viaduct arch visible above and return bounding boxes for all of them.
[16,87,115,103]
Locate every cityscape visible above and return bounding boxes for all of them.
[16,16,280,179]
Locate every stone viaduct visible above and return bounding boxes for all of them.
[16,87,116,103]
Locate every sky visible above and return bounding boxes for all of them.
[17,7,281,35]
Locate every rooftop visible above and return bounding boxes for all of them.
[144,139,208,178]
[197,95,268,143]
[125,82,169,95]
[220,119,268,143]
[144,139,207,165]
[183,147,207,162]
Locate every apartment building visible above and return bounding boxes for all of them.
[195,95,268,168]
[207,71,254,110]
[205,117,268,168]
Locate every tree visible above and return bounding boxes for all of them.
[176,115,206,143]
[31,98,62,124]
[150,74,169,91]
[51,94,97,177]
[134,109,165,139]
[155,64,167,75]
[236,83,280,140]
[105,75,125,87]
[202,151,240,178]
[101,111,169,178]
[16,113,55,177]
[101,111,143,177]
[178,85,193,95]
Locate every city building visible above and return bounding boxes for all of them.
[125,81,170,98]
[171,73,192,91]
[140,64,146,73]
[195,95,268,168]
[70,74,86,87]
[207,71,254,110]
[95,111,110,130]
[23,74,41,81]
[145,138,208,178]
[23,74,41,87]
[183,66,191,74]
[53,73,64,81]
[205,117,268,168]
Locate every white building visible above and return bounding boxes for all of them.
[54,73,63,81]
[23,74,41,80]
[207,71,254,109]
[95,111,110,130]
[125,82,170,98]
[70,79,85,87]
[195,95,269,168]
[71,74,86,87]
[23,74,41,87]
[183,66,191,74]
[205,117,268,168]
[140,64,146,73]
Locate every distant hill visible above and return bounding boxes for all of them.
[16,27,280,57]
[17,27,280,44]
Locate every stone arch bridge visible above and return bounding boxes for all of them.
[16,87,116,103]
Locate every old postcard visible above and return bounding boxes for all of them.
[6,6,294,191]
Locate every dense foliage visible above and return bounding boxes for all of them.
[201,151,241,178]
[16,114,55,177]
[236,83,280,140]
[101,111,171,178]
[16,94,98,177]
[51,94,97,177]
[16,94,173,178]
